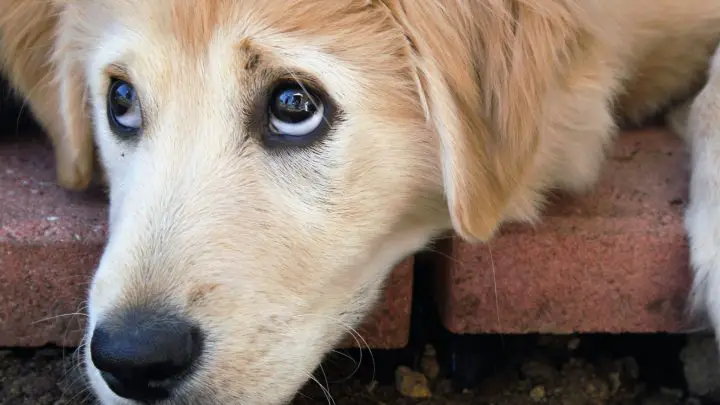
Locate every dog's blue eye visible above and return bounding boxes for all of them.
[268,84,324,138]
[107,78,142,138]
[272,87,317,123]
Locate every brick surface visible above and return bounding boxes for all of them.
[0,134,107,347]
[340,257,414,349]
[432,129,694,334]
[0,132,413,348]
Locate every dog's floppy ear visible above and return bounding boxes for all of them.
[50,1,95,190]
[378,0,584,242]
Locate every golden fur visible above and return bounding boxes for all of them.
[2,0,720,403]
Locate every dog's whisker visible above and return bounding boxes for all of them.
[283,68,336,131]
[32,311,88,325]
[318,363,334,405]
[64,384,93,405]
[12,66,56,135]
[487,242,505,347]
[288,313,375,383]
[326,349,360,378]
[306,372,336,405]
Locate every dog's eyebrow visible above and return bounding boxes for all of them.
[105,63,131,81]
[234,37,261,71]
[277,70,324,91]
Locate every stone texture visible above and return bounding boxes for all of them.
[432,129,694,333]
[0,132,413,348]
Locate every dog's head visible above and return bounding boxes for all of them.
[49,0,563,403]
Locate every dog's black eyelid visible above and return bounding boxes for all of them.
[107,78,143,141]
[260,80,337,149]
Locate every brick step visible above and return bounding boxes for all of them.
[0,128,695,348]
[432,128,694,334]
[0,132,413,348]
[0,134,106,347]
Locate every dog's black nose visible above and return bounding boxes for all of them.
[90,308,203,402]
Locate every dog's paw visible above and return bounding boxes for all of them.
[665,100,692,142]
[55,145,94,190]
[685,197,720,337]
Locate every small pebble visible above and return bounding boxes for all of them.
[608,371,621,394]
[420,344,440,380]
[530,385,546,402]
[522,360,558,382]
[659,387,683,399]
[616,357,640,380]
[366,380,378,393]
[395,366,431,399]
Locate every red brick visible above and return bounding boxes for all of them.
[432,129,693,334]
[0,135,106,347]
[340,257,414,349]
[0,132,413,348]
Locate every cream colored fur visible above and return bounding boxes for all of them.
[673,47,720,334]
[1,0,720,404]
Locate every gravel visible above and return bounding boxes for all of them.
[0,348,84,405]
[0,334,712,405]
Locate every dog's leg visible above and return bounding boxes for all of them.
[677,46,720,334]
[666,100,693,145]
[0,0,94,190]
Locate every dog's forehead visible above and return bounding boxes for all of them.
[87,0,405,72]
[99,0,381,51]
[81,0,413,110]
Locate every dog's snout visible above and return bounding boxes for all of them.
[90,308,203,402]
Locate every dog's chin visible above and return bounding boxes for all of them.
[85,358,301,405]
[85,364,136,405]
[83,320,335,405]
[87,374,299,405]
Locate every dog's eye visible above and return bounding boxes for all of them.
[107,78,142,138]
[267,83,325,140]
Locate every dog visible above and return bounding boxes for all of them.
[2,0,720,403]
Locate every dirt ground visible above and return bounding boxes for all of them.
[0,334,711,405]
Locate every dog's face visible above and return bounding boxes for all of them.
[50,0,548,403]
[61,1,450,404]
